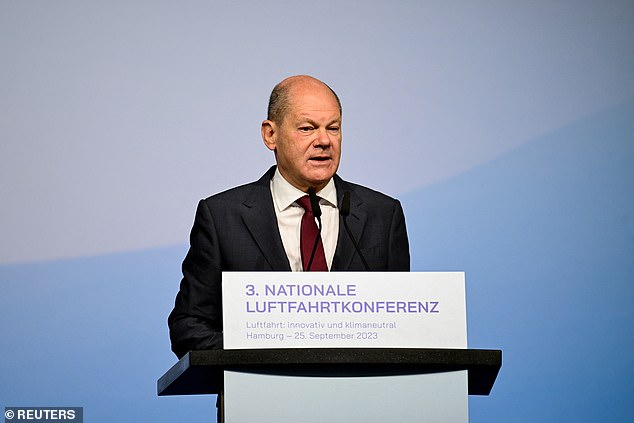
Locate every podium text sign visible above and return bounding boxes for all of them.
[222,271,467,349]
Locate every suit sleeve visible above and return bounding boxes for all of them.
[387,199,410,271]
[168,200,223,358]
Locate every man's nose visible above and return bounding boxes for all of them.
[314,128,332,147]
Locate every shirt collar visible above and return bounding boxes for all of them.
[271,167,338,211]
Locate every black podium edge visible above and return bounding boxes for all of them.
[158,348,501,396]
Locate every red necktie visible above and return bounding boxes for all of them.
[297,195,328,271]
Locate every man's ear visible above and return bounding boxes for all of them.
[261,120,277,152]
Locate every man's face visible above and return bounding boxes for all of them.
[262,82,342,192]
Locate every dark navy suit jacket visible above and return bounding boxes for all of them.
[168,166,410,358]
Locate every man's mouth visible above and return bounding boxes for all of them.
[309,156,331,162]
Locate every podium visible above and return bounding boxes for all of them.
[160,272,501,421]
[158,348,501,422]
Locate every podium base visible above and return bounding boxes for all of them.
[223,369,468,422]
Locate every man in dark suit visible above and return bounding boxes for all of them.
[168,75,409,358]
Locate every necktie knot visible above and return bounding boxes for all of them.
[296,195,313,214]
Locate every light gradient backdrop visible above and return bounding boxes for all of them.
[1,1,633,421]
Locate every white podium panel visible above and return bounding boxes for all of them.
[217,272,474,422]
[223,272,467,349]
[223,370,468,423]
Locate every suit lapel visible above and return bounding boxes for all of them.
[332,176,367,270]
[241,167,291,271]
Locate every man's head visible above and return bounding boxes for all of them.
[262,75,342,192]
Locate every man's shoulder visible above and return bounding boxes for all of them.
[204,180,260,202]
[201,167,274,206]
[335,175,401,206]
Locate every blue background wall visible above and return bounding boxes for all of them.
[1,1,632,421]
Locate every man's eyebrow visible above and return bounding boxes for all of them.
[296,116,341,127]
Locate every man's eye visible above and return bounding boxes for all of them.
[299,126,314,132]
[328,127,340,132]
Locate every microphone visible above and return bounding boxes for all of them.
[306,187,323,271]
[308,187,322,221]
[340,191,370,270]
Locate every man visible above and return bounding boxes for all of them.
[168,75,409,358]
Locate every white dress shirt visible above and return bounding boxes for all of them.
[270,168,339,271]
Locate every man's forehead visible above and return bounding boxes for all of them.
[291,105,341,121]
[288,89,339,113]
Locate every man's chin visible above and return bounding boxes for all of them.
[305,172,336,190]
